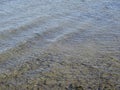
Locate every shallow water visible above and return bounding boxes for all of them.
[0,0,120,53]
[0,0,120,89]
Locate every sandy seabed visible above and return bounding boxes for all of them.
[0,0,120,90]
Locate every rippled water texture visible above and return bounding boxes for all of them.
[0,0,120,53]
[0,0,120,89]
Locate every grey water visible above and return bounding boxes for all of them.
[0,0,120,54]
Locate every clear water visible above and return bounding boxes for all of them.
[0,0,120,56]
